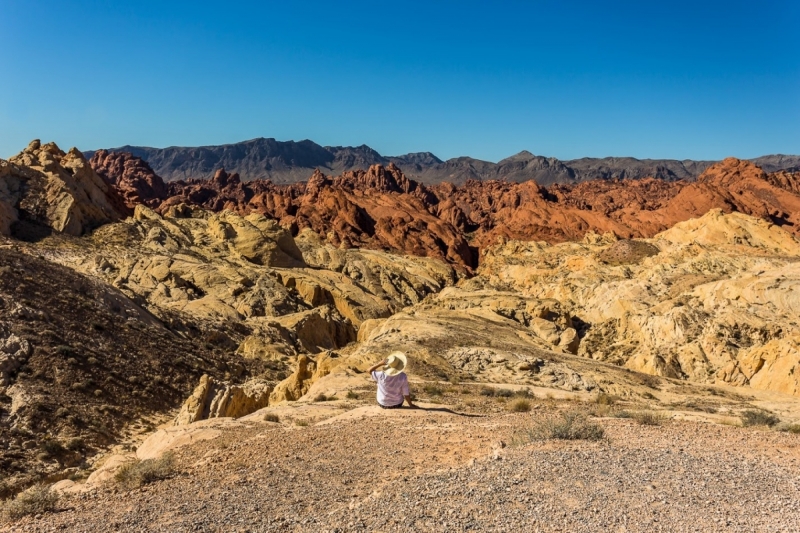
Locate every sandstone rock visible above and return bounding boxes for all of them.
[269,352,341,403]
[476,210,800,395]
[174,374,273,425]
[1,140,128,238]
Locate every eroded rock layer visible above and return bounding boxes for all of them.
[80,151,800,270]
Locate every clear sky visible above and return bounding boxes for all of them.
[1,0,798,161]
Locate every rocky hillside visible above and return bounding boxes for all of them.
[82,150,800,270]
[85,137,800,185]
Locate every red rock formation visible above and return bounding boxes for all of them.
[90,150,167,209]
[90,152,800,270]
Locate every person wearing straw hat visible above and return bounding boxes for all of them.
[367,352,417,409]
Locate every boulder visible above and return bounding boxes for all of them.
[174,375,273,425]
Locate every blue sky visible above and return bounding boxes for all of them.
[1,0,798,161]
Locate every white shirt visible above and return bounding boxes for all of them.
[371,371,410,406]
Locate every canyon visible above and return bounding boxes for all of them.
[2,140,800,530]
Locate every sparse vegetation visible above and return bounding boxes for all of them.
[495,389,514,398]
[295,419,310,427]
[595,392,617,405]
[114,453,176,490]
[632,411,666,426]
[422,383,444,396]
[1,484,58,520]
[740,410,780,427]
[778,424,800,434]
[346,390,359,400]
[263,413,280,423]
[313,393,330,402]
[509,399,532,412]
[517,411,605,442]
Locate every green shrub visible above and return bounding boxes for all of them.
[1,485,58,520]
[263,413,280,423]
[509,399,532,412]
[114,453,176,490]
[741,410,780,427]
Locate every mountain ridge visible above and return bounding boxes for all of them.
[84,137,800,186]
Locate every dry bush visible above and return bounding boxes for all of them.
[114,453,176,490]
[517,411,604,442]
[509,399,532,412]
[422,384,444,396]
[346,390,359,400]
[1,484,58,520]
[263,413,280,423]
[778,424,800,434]
[632,411,665,426]
[740,410,780,427]
[295,419,309,427]
[595,392,617,406]
[313,393,329,402]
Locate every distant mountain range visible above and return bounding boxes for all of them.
[85,138,800,185]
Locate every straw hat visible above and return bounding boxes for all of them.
[383,352,407,376]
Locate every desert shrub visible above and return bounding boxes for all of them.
[114,453,175,490]
[313,393,329,402]
[595,392,617,405]
[632,411,665,426]
[1,484,58,520]
[54,345,74,356]
[40,439,65,457]
[514,388,534,399]
[295,419,309,427]
[509,399,532,412]
[613,410,634,419]
[495,389,514,398]
[65,437,84,451]
[422,384,444,396]
[740,410,780,427]
[479,387,496,397]
[263,413,280,423]
[778,424,800,434]
[346,390,359,400]
[519,411,605,442]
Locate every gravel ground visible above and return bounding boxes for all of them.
[3,405,800,532]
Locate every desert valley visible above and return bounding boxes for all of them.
[0,138,799,531]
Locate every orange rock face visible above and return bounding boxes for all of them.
[89,155,800,270]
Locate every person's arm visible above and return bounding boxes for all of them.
[403,376,417,408]
[367,358,387,376]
